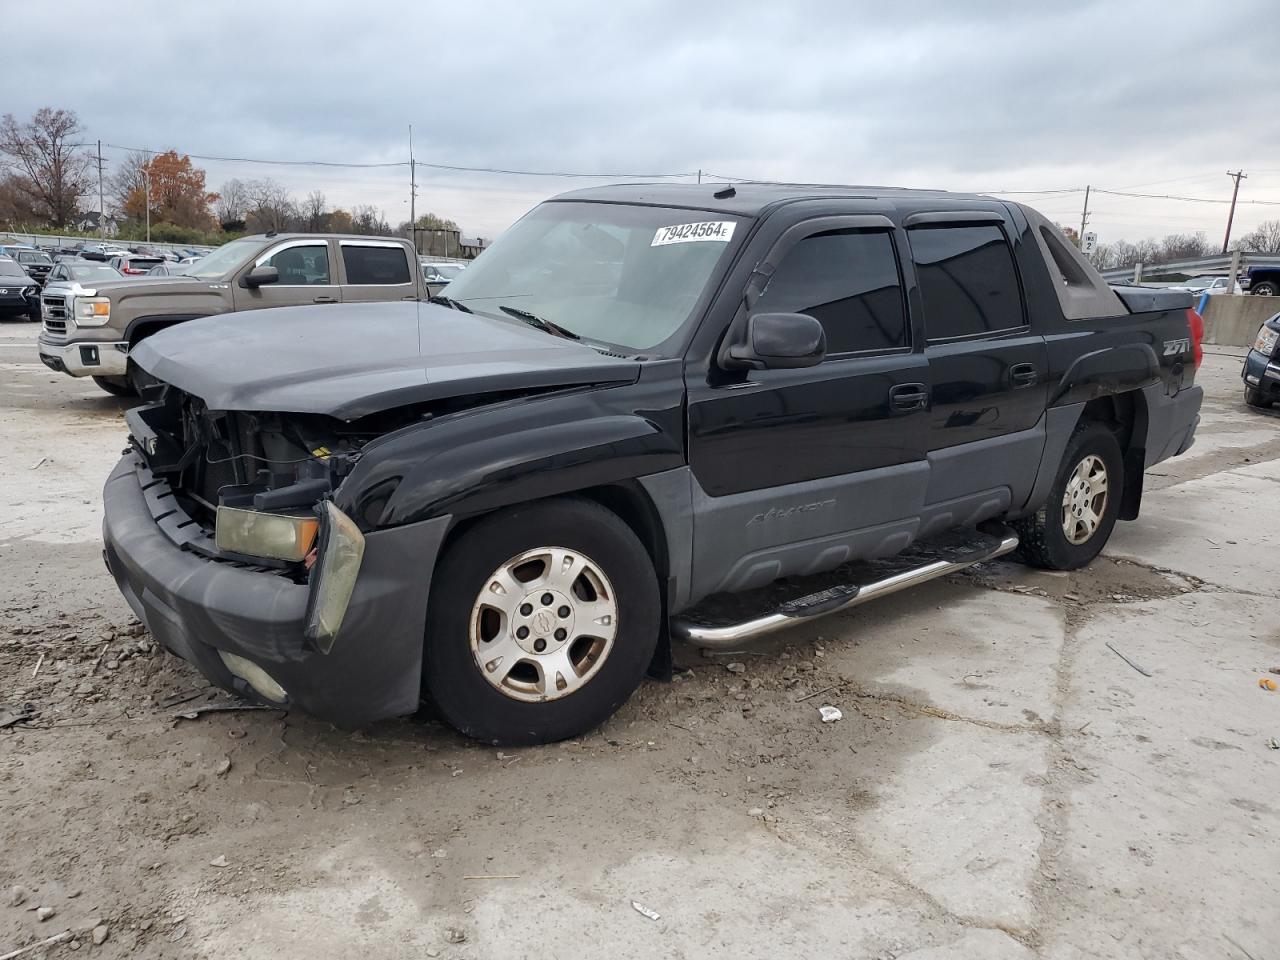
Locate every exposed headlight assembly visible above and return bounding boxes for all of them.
[73,295,111,326]
[215,506,319,561]
[304,501,366,653]
[1254,325,1278,357]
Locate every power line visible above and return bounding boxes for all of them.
[1093,187,1280,206]
[88,141,695,179]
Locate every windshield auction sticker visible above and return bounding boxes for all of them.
[651,221,736,246]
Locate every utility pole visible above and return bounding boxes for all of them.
[1222,170,1247,254]
[408,124,417,254]
[96,139,105,238]
[1078,184,1090,247]
[697,169,702,184]
[142,169,150,243]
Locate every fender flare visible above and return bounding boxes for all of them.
[125,313,212,347]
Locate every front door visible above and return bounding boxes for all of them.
[234,239,340,311]
[685,217,932,599]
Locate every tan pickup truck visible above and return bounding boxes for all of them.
[38,233,428,395]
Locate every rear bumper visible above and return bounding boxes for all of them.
[39,336,129,377]
[102,456,450,727]
[1144,383,1202,467]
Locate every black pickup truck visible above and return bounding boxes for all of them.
[102,183,1203,744]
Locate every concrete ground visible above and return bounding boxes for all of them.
[1,320,1277,959]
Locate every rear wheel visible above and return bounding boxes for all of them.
[423,497,659,745]
[1015,421,1124,570]
[1252,281,1278,296]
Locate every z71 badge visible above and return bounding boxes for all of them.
[1163,338,1191,357]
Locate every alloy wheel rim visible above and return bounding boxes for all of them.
[469,546,618,702]
[1061,454,1109,545]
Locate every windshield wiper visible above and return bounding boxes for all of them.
[429,294,473,313]
[499,305,580,340]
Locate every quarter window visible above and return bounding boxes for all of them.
[262,243,331,285]
[755,230,907,355]
[908,224,1023,340]
[342,245,411,285]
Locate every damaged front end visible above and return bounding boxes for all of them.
[125,386,374,651]
[104,384,450,726]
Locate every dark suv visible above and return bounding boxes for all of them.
[102,183,1203,744]
[1243,311,1280,406]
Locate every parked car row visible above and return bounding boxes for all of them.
[38,232,426,393]
[0,257,42,320]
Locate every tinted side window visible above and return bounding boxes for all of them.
[262,243,331,285]
[755,230,907,355]
[343,245,411,285]
[908,225,1023,340]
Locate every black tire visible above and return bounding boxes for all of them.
[1252,281,1278,296]
[423,497,659,745]
[1014,420,1124,570]
[92,375,136,397]
[1245,386,1271,408]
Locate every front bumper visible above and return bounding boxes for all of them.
[1243,349,1280,401]
[0,291,37,314]
[102,455,450,727]
[39,336,129,377]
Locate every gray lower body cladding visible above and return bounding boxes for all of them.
[102,456,449,727]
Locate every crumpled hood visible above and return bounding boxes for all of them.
[131,301,640,420]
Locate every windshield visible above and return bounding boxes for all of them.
[182,237,264,279]
[426,263,464,280]
[69,264,124,282]
[1184,276,1219,285]
[442,201,744,353]
[0,260,26,277]
[17,251,51,265]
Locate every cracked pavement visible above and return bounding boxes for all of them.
[1,323,1277,959]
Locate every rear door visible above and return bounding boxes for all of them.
[902,211,1048,525]
[338,240,417,303]
[684,212,932,598]
[234,238,340,310]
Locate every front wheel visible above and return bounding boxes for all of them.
[1252,281,1277,296]
[92,375,136,397]
[1014,421,1124,570]
[423,497,659,745]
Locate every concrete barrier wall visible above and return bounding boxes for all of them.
[1201,295,1279,347]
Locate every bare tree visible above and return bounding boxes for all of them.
[1238,219,1280,254]
[303,190,327,232]
[244,178,296,233]
[0,173,43,227]
[351,204,390,235]
[1157,232,1213,262]
[215,178,252,229]
[108,150,149,214]
[0,107,92,227]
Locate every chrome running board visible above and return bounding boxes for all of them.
[670,527,1019,649]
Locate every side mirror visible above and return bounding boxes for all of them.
[241,264,279,288]
[721,312,826,370]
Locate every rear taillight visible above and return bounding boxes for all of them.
[1186,307,1204,369]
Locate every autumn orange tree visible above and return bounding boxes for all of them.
[121,150,218,230]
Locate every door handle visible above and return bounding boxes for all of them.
[313,295,338,304]
[1009,362,1038,388]
[889,382,929,413]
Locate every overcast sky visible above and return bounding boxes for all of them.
[7,0,1278,245]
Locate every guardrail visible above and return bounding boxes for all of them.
[0,231,216,257]
[1099,253,1280,281]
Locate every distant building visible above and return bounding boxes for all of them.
[459,236,490,259]
[72,211,121,237]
